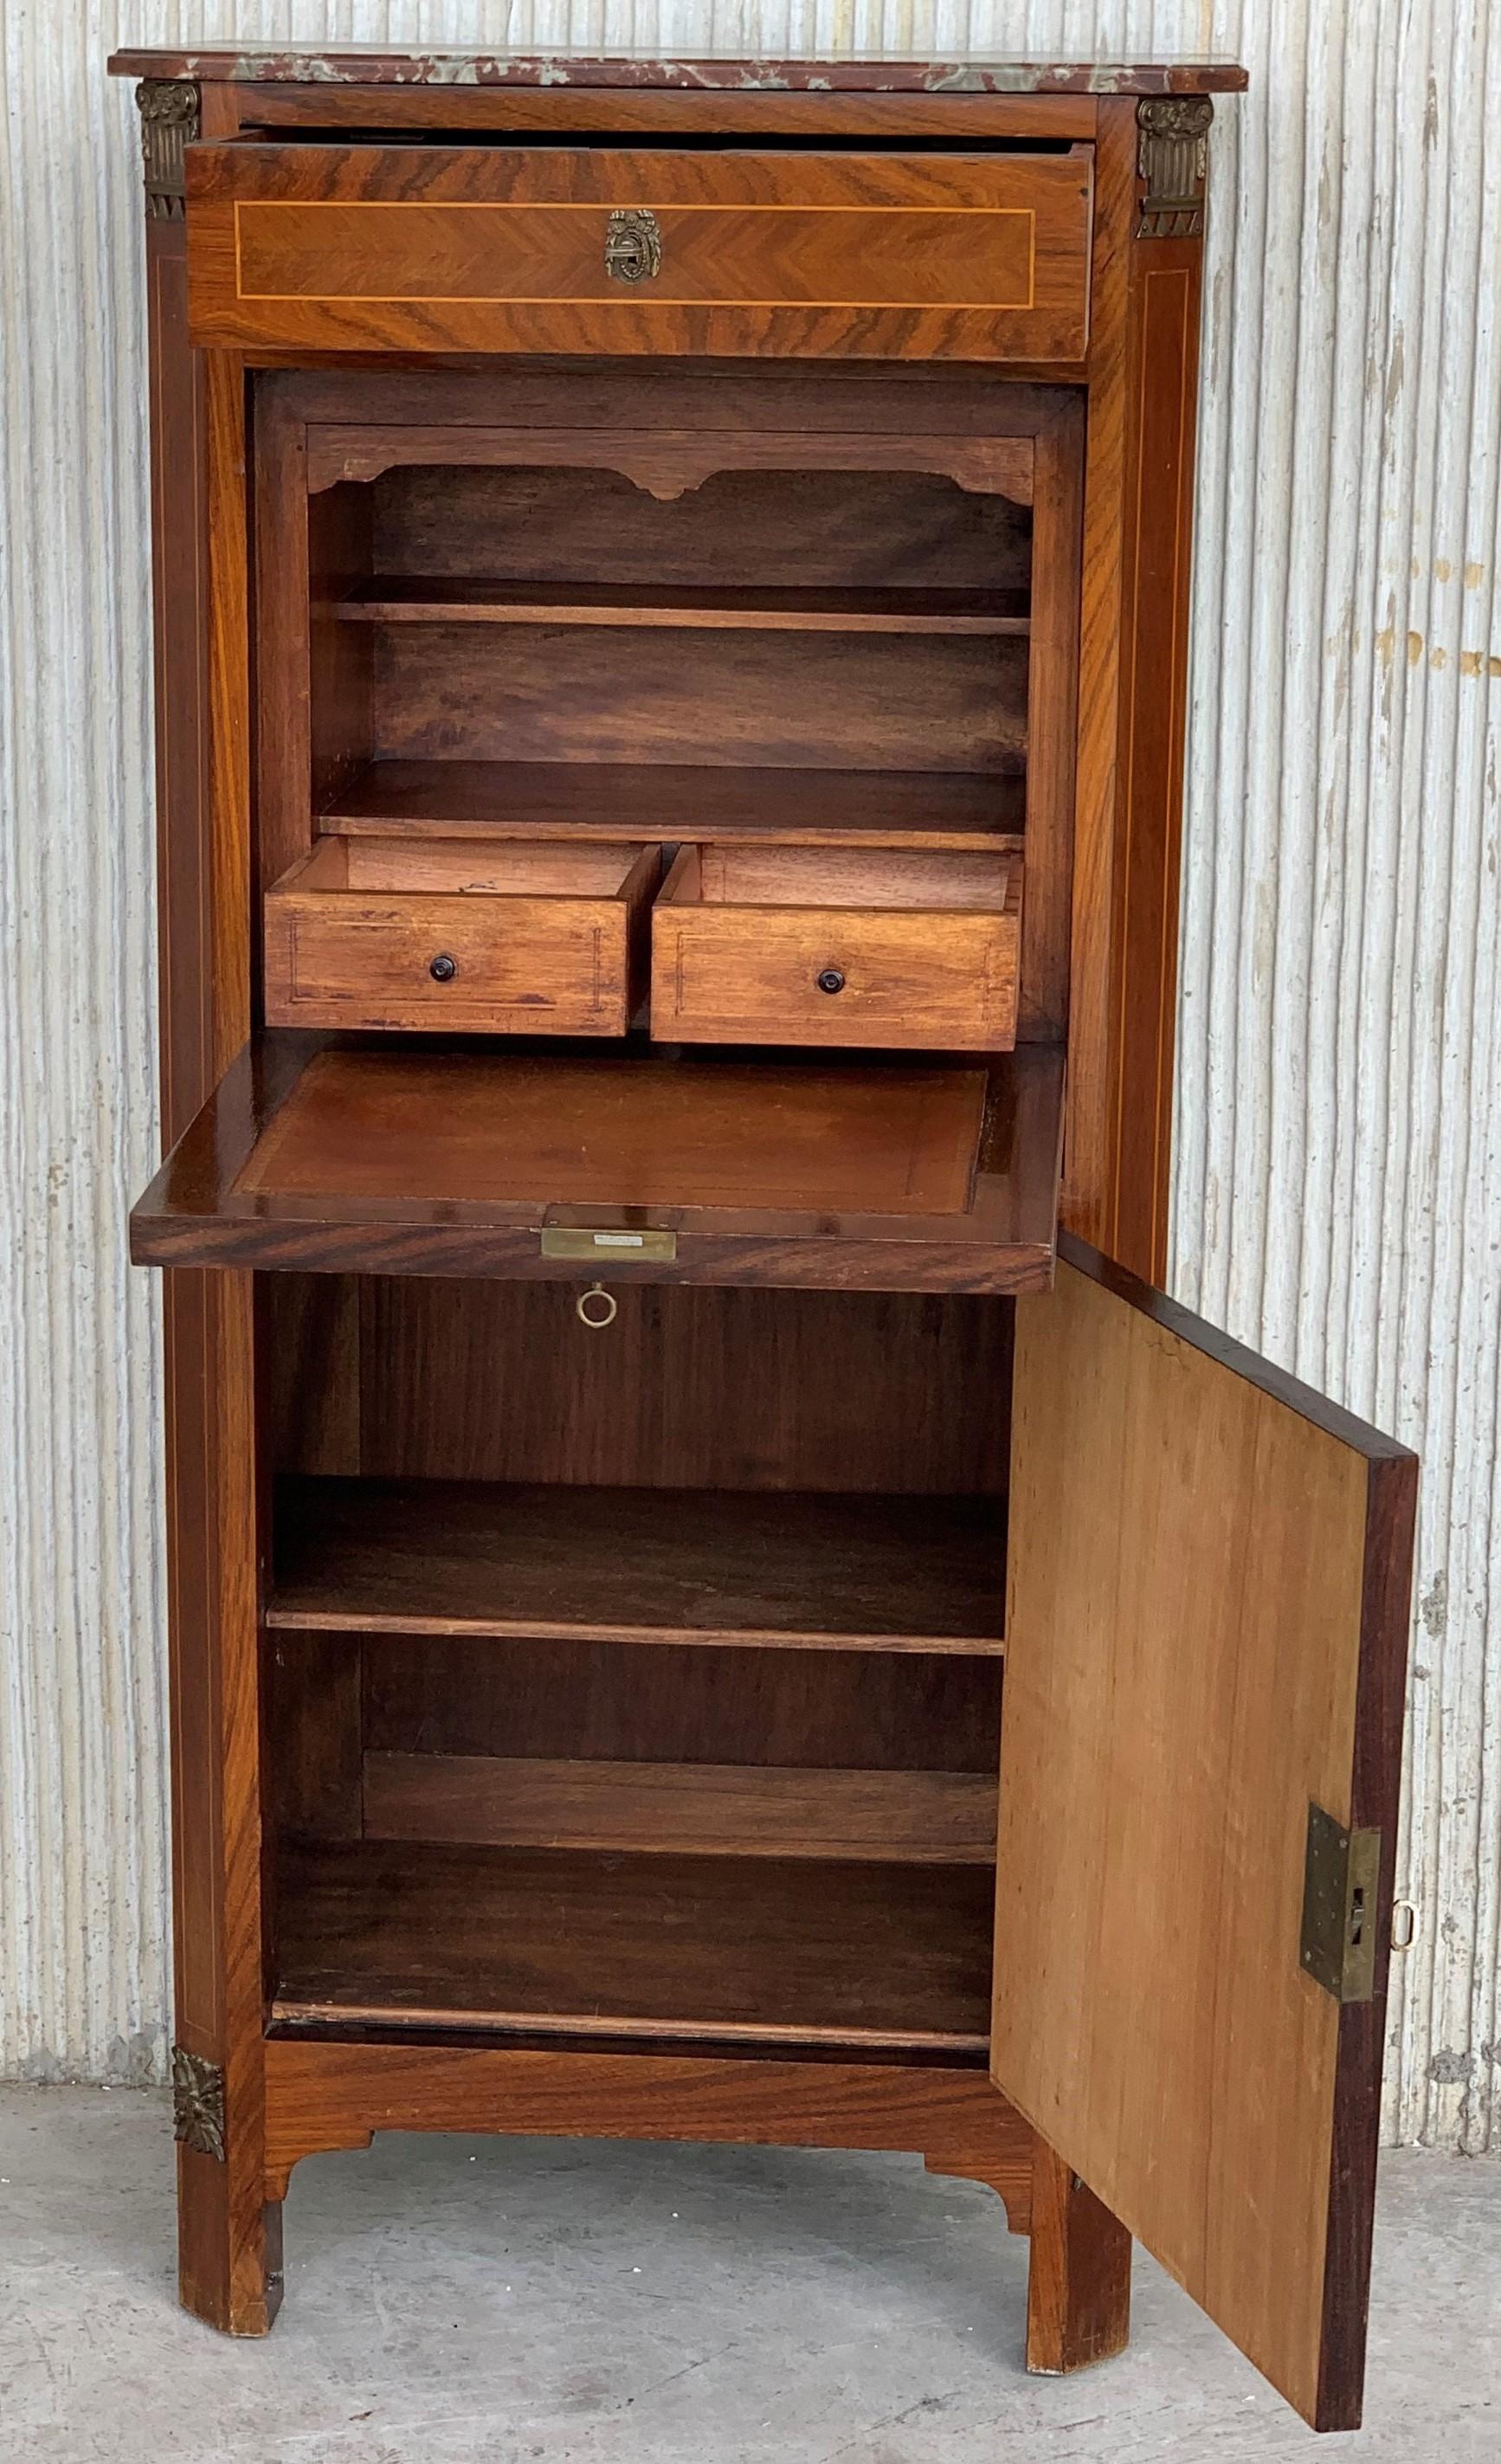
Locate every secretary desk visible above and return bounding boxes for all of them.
[110,43,1416,2433]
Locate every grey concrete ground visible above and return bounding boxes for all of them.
[0,2087,1494,2462]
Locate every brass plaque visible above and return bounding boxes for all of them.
[539,1226,677,1262]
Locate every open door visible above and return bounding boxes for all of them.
[994,1236,1416,2431]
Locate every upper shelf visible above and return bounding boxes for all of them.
[108,48,1248,94]
[319,760,1026,850]
[128,1034,1063,1292]
[334,580,1032,637]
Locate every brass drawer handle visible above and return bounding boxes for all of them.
[605,208,662,284]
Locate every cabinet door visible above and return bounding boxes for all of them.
[994,1237,1416,2431]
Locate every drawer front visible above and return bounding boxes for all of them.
[654,902,1020,1051]
[265,891,631,1035]
[185,143,1092,362]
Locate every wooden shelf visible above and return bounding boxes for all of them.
[272,1838,995,2052]
[269,1478,1006,1653]
[364,1754,999,1863]
[319,758,1027,849]
[128,1036,1063,1291]
[334,578,1032,635]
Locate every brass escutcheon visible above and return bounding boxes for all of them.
[605,208,662,284]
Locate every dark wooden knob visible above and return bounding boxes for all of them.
[428,953,458,983]
[816,968,846,995]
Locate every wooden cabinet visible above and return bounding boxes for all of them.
[113,45,1415,2435]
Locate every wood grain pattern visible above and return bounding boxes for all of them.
[1025,2140,1132,2373]
[337,577,1031,635]
[1107,242,1204,1280]
[308,424,1035,504]
[653,842,1021,1050]
[1058,94,1134,1242]
[260,2037,1036,2229]
[143,91,284,2334]
[372,620,1025,776]
[233,84,1100,139]
[263,836,657,1035]
[186,145,1093,363]
[363,1753,998,1864]
[364,453,1034,589]
[273,1838,995,2050]
[362,1636,1002,1777]
[352,1280,1010,1497]
[322,759,1026,849]
[130,1038,1064,1293]
[267,1478,1006,1653]
[992,1241,1417,2429]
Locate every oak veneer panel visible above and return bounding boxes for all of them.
[268,1479,1005,1653]
[372,621,1026,774]
[362,1636,1002,1775]
[993,1242,1416,2430]
[185,144,1092,363]
[322,759,1026,849]
[363,1754,998,1864]
[273,1839,995,2050]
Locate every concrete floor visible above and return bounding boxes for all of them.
[1,2087,1495,2462]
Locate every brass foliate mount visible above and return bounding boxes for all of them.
[1136,97,1213,240]
[135,80,200,222]
[171,2045,226,2160]
[605,208,663,283]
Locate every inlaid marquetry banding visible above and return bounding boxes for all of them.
[229,199,1039,313]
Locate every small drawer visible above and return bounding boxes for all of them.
[651,845,1021,1053]
[264,836,657,1035]
[185,142,1092,363]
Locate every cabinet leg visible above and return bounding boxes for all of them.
[1025,2138,1131,2374]
[177,2144,284,2336]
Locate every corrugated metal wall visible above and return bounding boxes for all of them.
[1,3,1497,2149]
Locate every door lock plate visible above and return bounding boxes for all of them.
[1300,1801,1382,2003]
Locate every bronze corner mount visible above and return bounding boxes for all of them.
[1136,97,1213,240]
[171,2045,226,2159]
[135,79,200,221]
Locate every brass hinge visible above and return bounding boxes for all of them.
[1300,1803,1382,2003]
[171,2046,226,2160]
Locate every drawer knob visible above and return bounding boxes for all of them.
[428,953,458,983]
[605,208,662,284]
[816,968,847,996]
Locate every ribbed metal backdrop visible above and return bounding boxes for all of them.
[2,3,1497,2150]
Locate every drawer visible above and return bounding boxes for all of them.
[184,143,1092,362]
[651,845,1021,1052]
[264,836,657,1035]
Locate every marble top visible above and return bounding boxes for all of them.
[108,48,1247,96]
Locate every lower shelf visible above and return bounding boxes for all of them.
[268,1477,1006,1653]
[273,1840,995,2054]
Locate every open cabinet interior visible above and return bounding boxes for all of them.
[261,1275,1009,2053]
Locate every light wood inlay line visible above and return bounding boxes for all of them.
[231,199,1039,312]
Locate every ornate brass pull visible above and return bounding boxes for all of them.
[605,208,662,284]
